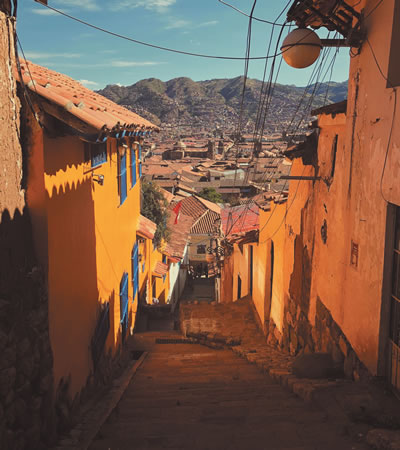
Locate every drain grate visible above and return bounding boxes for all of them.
[155,338,195,344]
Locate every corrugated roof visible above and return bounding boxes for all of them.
[17,60,157,136]
[137,215,157,240]
[221,203,259,236]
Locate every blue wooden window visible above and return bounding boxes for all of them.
[119,272,129,341]
[130,146,137,188]
[91,302,110,368]
[138,145,142,178]
[132,242,139,301]
[84,142,107,167]
[162,254,167,264]
[119,149,127,205]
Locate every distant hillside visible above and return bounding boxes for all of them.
[98,77,348,132]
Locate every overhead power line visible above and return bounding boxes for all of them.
[217,0,290,26]
[33,1,287,61]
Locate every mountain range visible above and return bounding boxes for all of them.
[98,77,348,133]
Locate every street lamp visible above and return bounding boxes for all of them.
[281,27,363,69]
[281,28,322,69]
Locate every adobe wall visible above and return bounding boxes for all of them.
[0,5,56,449]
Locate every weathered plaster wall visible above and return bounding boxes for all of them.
[0,6,56,449]
[252,240,270,330]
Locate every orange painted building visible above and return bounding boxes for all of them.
[254,0,400,392]
[18,61,158,398]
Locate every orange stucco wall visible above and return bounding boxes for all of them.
[251,240,270,331]
[29,131,142,396]
[151,246,170,304]
[256,0,400,376]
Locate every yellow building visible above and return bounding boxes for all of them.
[18,60,158,398]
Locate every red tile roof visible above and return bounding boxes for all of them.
[165,213,194,259]
[221,203,259,236]
[179,196,207,222]
[17,60,158,135]
[191,210,221,235]
[153,261,168,278]
[137,215,157,240]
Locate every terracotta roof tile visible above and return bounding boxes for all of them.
[137,215,157,240]
[165,213,194,259]
[191,210,220,235]
[179,196,207,221]
[153,261,168,278]
[17,60,158,134]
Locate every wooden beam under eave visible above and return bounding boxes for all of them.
[38,97,100,136]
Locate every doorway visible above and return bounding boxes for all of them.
[388,206,400,395]
[249,245,254,296]
[237,275,242,300]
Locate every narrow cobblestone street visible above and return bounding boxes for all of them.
[88,333,368,450]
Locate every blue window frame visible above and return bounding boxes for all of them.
[138,145,142,178]
[84,142,107,167]
[91,302,110,368]
[162,254,167,264]
[119,149,127,205]
[119,272,129,341]
[131,242,139,301]
[130,146,137,188]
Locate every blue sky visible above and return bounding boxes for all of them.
[17,0,350,89]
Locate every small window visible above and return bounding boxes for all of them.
[162,254,167,264]
[197,244,206,254]
[84,142,107,167]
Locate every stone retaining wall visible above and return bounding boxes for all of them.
[266,296,370,381]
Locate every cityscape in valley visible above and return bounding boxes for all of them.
[98,76,347,204]
[1,1,400,449]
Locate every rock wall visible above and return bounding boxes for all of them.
[266,278,370,382]
[0,5,56,449]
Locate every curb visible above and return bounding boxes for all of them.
[53,352,148,450]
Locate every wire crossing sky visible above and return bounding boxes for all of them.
[18,0,350,89]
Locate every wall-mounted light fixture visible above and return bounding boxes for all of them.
[92,174,104,186]
[281,27,363,69]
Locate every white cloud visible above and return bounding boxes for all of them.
[54,0,99,11]
[165,18,218,31]
[79,79,100,87]
[114,0,176,13]
[110,61,163,67]
[197,20,219,27]
[165,19,191,30]
[24,52,82,59]
[31,8,60,16]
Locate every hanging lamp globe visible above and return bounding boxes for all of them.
[281,28,322,69]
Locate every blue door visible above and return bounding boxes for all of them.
[120,151,127,204]
[131,147,136,188]
[120,272,129,341]
[138,145,142,178]
[132,242,139,301]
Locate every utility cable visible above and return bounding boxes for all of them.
[217,0,291,26]
[33,1,287,61]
